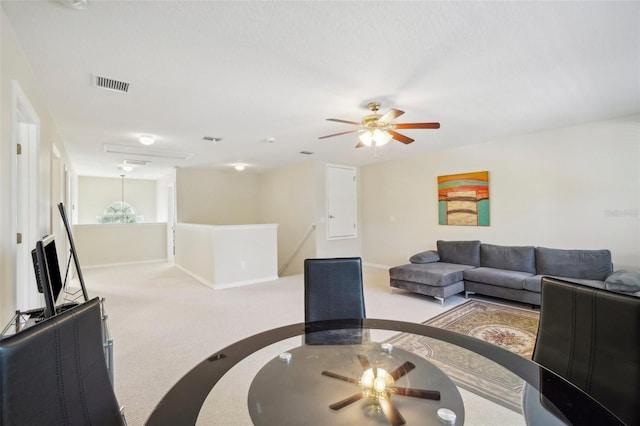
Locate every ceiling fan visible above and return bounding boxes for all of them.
[321,354,441,426]
[319,102,440,148]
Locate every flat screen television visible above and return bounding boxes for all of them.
[32,235,64,318]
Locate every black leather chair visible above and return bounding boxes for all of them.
[0,297,125,426]
[532,277,640,425]
[304,257,366,344]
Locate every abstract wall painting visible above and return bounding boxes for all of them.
[438,171,490,226]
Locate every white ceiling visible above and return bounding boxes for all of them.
[3,0,639,180]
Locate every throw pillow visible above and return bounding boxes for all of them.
[410,250,440,264]
[605,270,640,293]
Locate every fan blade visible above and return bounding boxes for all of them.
[321,370,359,384]
[326,118,361,125]
[357,354,371,371]
[318,129,360,139]
[378,397,406,426]
[389,361,415,381]
[391,387,441,400]
[379,109,405,123]
[355,141,365,148]
[394,122,440,129]
[388,130,414,145]
[329,392,364,410]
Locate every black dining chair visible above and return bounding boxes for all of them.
[532,276,640,426]
[0,297,126,426]
[304,257,366,344]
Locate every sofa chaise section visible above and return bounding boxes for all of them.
[389,241,480,306]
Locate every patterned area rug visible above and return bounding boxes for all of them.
[386,299,540,412]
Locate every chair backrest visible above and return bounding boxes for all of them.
[304,257,365,322]
[304,257,365,345]
[0,297,124,426]
[533,276,640,425]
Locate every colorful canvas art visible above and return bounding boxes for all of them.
[438,171,490,226]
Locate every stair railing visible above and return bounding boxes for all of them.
[279,223,316,275]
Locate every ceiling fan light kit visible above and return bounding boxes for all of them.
[359,128,392,147]
[319,101,440,150]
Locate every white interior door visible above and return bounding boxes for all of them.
[326,164,357,239]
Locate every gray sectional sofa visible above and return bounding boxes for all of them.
[389,240,618,306]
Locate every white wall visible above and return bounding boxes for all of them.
[174,223,278,288]
[77,176,157,224]
[155,169,176,223]
[258,162,317,275]
[361,115,640,270]
[176,168,259,225]
[0,7,78,324]
[73,223,167,267]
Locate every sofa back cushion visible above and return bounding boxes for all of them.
[437,240,481,266]
[480,244,536,274]
[535,247,612,280]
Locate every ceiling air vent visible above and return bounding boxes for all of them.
[123,159,150,166]
[94,74,130,93]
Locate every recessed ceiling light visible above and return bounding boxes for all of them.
[203,136,222,143]
[62,0,88,10]
[234,164,246,171]
[121,165,133,172]
[139,135,155,145]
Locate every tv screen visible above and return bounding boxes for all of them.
[33,235,64,318]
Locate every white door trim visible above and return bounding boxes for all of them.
[325,164,358,240]
[11,80,41,311]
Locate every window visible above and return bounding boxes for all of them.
[97,201,143,224]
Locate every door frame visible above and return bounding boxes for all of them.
[11,80,41,311]
[325,164,358,240]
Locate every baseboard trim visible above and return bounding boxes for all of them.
[83,259,168,270]
[213,276,280,290]
[363,262,391,270]
[174,264,278,290]
[174,263,215,288]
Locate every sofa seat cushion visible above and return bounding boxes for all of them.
[464,267,533,290]
[524,275,607,293]
[480,244,536,274]
[535,247,612,280]
[523,275,544,292]
[389,262,475,287]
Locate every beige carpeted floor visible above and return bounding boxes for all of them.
[80,262,525,425]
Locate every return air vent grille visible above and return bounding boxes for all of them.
[94,75,130,93]
[123,159,150,166]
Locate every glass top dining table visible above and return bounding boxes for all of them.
[145,319,623,426]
